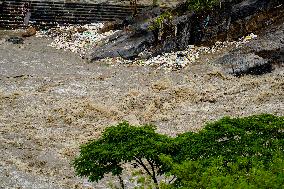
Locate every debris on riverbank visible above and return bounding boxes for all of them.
[136,35,256,71]
[36,22,259,71]
[36,23,120,57]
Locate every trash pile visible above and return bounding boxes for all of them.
[36,23,120,57]
[37,23,257,71]
[133,33,258,70]
[91,33,257,71]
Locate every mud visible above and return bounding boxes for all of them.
[0,30,283,188]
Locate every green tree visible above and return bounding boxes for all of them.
[73,121,173,188]
[73,114,284,188]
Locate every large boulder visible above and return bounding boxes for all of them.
[216,52,270,76]
[214,21,284,76]
[216,47,284,76]
[88,31,155,61]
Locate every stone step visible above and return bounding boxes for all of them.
[0,0,148,29]
[2,1,146,9]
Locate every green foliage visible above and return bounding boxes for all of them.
[148,0,220,37]
[162,152,284,189]
[73,121,173,184]
[73,114,284,188]
[148,11,173,31]
[186,0,220,12]
[163,114,284,188]
[174,114,284,163]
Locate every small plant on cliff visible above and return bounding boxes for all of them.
[148,11,173,31]
[186,0,219,11]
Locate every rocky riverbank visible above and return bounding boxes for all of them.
[87,0,283,72]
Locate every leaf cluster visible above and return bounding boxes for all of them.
[175,114,284,163]
[162,152,284,189]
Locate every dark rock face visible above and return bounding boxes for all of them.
[217,52,270,76]
[256,48,284,66]
[89,0,283,62]
[150,0,283,54]
[98,7,163,34]
[169,0,283,48]
[88,6,164,60]
[173,14,193,50]
[219,48,284,76]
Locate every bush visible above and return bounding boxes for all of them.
[73,114,284,188]
[162,152,284,189]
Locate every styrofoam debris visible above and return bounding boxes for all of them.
[36,23,120,57]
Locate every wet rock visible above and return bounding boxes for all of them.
[247,28,284,52]
[88,0,283,62]
[6,37,24,44]
[172,14,193,50]
[172,0,283,47]
[215,21,284,76]
[97,6,163,34]
[217,52,270,76]
[231,0,271,22]
[256,48,284,65]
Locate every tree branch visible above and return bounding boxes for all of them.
[134,157,160,189]
[118,175,125,189]
[134,156,152,177]
[147,159,159,188]
[169,175,176,184]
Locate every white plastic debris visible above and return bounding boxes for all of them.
[250,33,258,39]
[243,33,258,42]
[36,23,120,57]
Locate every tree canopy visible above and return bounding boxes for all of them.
[73,114,284,188]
